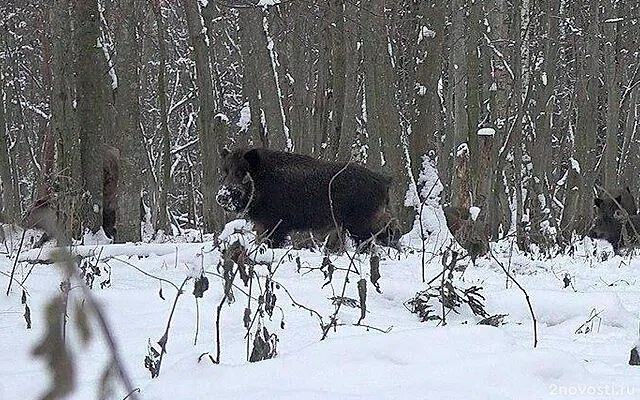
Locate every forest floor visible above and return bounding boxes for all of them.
[1,209,640,399]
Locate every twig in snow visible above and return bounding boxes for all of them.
[490,249,538,348]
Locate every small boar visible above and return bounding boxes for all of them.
[587,214,640,251]
[443,206,471,235]
[594,187,637,221]
[443,205,488,261]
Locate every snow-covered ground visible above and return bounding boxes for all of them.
[1,212,640,400]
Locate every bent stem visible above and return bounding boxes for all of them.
[490,249,538,348]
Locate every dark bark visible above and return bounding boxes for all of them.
[181,0,224,233]
[114,0,143,242]
[237,6,288,150]
[362,0,414,232]
[0,72,19,222]
[408,0,445,192]
[154,0,172,235]
[75,0,105,235]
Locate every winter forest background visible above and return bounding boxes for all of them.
[0,0,638,249]
[2,1,640,399]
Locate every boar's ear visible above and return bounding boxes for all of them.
[594,198,602,208]
[243,149,261,171]
[220,148,230,158]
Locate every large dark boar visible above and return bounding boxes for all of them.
[216,148,397,247]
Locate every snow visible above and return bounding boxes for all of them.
[469,206,481,221]
[478,127,496,136]
[258,0,280,6]
[82,226,113,245]
[237,102,251,131]
[456,143,469,157]
[417,26,436,45]
[214,113,229,124]
[570,157,581,174]
[2,218,640,400]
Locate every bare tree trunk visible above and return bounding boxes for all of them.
[33,27,56,207]
[561,1,600,239]
[284,1,314,154]
[512,0,527,249]
[154,0,172,235]
[409,0,445,191]
[324,0,348,160]
[312,16,331,157]
[362,0,413,232]
[621,87,639,192]
[485,0,513,238]
[76,0,105,235]
[336,0,361,161]
[181,0,224,233]
[602,5,621,189]
[448,0,469,207]
[50,0,80,237]
[0,72,18,222]
[237,7,288,150]
[113,0,143,242]
[528,0,560,247]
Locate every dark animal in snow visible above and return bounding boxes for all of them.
[443,206,471,236]
[587,187,638,251]
[593,186,637,221]
[216,148,397,247]
[27,144,120,243]
[443,205,488,261]
[587,213,640,252]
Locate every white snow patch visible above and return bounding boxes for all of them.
[477,127,496,136]
[4,218,640,400]
[417,26,436,44]
[415,83,427,96]
[456,143,469,157]
[82,227,112,245]
[214,113,229,123]
[237,102,251,131]
[258,0,280,6]
[469,206,481,221]
[570,157,581,174]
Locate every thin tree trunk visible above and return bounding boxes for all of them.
[154,0,172,235]
[512,0,526,249]
[0,72,18,222]
[76,0,105,235]
[237,7,287,150]
[336,0,360,161]
[449,0,468,207]
[181,0,223,233]
[362,0,414,232]
[51,0,80,237]
[409,0,445,192]
[602,6,621,189]
[114,0,143,242]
